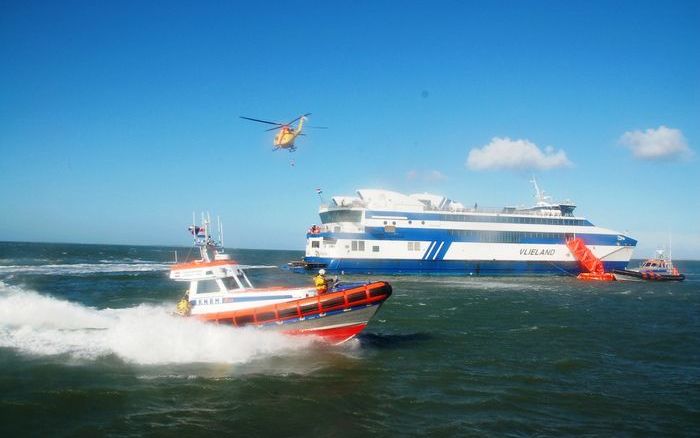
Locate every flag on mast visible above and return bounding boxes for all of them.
[188,225,206,237]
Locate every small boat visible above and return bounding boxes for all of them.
[612,249,685,282]
[170,217,392,344]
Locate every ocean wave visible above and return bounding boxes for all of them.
[0,262,171,275]
[0,282,313,365]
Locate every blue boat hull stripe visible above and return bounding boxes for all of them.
[432,241,444,260]
[310,229,637,247]
[300,257,630,276]
[422,241,435,260]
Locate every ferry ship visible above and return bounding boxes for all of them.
[297,181,637,275]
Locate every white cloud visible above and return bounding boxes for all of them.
[619,125,692,160]
[406,169,448,181]
[466,137,572,171]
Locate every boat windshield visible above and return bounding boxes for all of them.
[222,276,239,290]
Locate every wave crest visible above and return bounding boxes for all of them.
[0,282,313,365]
[0,262,171,276]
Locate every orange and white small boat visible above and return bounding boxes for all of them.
[170,217,392,344]
[612,249,685,282]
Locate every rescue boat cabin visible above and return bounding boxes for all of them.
[170,255,253,294]
[170,226,318,317]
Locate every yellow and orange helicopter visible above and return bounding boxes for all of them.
[240,113,326,152]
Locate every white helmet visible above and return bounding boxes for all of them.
[319,269,326,275]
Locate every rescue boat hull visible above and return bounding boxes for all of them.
[193,282,392,344]
[612,269,685,282]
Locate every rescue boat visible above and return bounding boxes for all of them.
[170,217,392,344]
[611,249,685,282]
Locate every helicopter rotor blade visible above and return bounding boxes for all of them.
[240,116,284,126]
[285,113,312,126]
[264,125,287,132]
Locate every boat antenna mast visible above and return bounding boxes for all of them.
[530,176,553,206]
[188,212,226,262]
[217,215,225,253]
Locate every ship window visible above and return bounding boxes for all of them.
[311,241,320,248]
[222,277,239,290]
[408,220,412,224]
[383,221,387,225]
[421,221,425,225]
[197,280,221,294]
[407,241,421,251]
[320,210,362,224]
[372,245,379,252]
[351,241,365,251]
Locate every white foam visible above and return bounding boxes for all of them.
[0,282,313,365]
[0,262,171,275]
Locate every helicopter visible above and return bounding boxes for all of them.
[240,113,326,152]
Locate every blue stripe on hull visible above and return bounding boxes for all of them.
[309,229,637,247]
[302,257,630,276]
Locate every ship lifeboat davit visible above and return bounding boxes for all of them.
[566,238,616,281]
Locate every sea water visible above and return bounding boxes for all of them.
[0,242,698,436]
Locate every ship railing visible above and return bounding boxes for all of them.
[320,204,573,217]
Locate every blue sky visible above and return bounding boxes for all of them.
[1,1,698,257]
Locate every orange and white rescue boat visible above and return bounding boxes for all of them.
[171,218,392,344]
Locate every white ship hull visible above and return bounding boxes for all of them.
[299,188,637,276]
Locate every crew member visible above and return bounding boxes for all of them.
[176,293,192,316]
[314,269,328,294]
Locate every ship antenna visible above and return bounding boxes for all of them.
[530,176,542,203]
[192,211,196,246]
[218,215,224,250]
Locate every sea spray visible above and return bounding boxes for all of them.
[0,262,171,276]
[0,282,314,364]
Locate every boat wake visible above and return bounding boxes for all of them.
[0,262,171,276]
[0,282,314,365]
